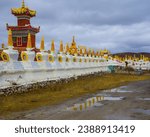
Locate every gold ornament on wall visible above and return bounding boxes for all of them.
[36,54,43,62]
[48,55,54,63]
[66,57,69,62]
[1,52,10,62]
[21,52,29,61]
[58,56,63,63]
[73,57,77,62]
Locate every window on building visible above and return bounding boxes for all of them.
[17,37,22,46]
[22,37,27,43]
[12,37,17,43]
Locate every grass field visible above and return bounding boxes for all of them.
[0,73,150,117]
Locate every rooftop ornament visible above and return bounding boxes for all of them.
[11,0,36,17]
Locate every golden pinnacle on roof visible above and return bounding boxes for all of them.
[84,48,87,55]
[60,40,63,53]
[8,29,13,47]
[1,43,5,49]
[72,36,75,43]
[96,51,99,57]
[92,50,95,56]
[51,39,55,52]
[40,36,45,51]
[66,43,70,53]
[88,49,91,56]
[11,0,36,17]
[80,48,83,55]
[27,33,32,49]
[22,0,25,8]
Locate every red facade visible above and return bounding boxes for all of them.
[6,1,40,51]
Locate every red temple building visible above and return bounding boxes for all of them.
[6,0,40,51]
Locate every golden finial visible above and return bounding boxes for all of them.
[60,40,63,53]
[40,36,45,51]
[96,51,99,57]
[88,49,91,56]
[1,43,5,49]
[80,49,83,55]
[84,48,87,55]
[72,36,75,43]
[22,0,25,8]
[66,43,69,53]
[140,54,142,60]
[51,39,55,52]
[8,29,13,47]
[92,50,95,56]
[143,55,145,60]
[27,33,32,49]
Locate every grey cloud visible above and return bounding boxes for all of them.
[0,0,150,53]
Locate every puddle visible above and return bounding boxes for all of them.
[65,96,104,111]
[93,103,104,107]
[138,98,150,101]
[104,96,124,101]
[65,95,124,111]
[103,87,133,93]
[132,109,150,115]
[104,88,133,93]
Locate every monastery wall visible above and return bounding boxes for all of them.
[0,47,119,91]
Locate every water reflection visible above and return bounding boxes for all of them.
[66,95,124,111]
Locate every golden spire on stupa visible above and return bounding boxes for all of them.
[88,49,91,56]
[66,43,70,53]
[8,29,13,47]
[140,54,143,60]
[22,0,25,8]
[59,40,63,53]
[72,36,75,44]
[79,48,83,55]
[92,50,95,56]
[96,51,99,57]
[84,48,87,55]
[51,39,55,53]
[69,36,77,55]
[27,33,32,49]
[40,36,45,51]
[1,43,5,49]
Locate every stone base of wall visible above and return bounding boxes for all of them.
[0,72,106,96]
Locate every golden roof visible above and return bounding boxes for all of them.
[11,0,36,17]
[69,36,78,55]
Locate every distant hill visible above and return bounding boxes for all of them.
[112,52,150,58]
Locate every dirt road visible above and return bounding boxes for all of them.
[2,80,150,120]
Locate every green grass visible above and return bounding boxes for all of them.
[0,73,150,117]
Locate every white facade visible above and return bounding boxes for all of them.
[0,48,120,89]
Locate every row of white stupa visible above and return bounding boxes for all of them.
[0,31,120,89]
[0,30,118,65]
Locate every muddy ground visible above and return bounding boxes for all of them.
[1,80,150,120]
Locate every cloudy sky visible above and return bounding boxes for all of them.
[1,0,150,53]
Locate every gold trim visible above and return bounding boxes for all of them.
[36,54,43,62]
[73,57,77,62]
[1,52,10,62]
[21,52,28,61]
[66,57,69,62]
[58,56,63,63]
[48,55,54,63]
